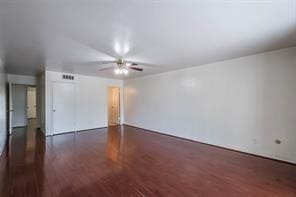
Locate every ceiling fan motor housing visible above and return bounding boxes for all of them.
[117,58,125,67]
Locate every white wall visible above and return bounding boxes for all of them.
[0,59,6,156]
[124,47,296,164]
[45,71,123,135]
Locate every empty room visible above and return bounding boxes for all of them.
[0,0,296,196]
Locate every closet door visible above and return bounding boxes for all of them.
[52,82,75,134]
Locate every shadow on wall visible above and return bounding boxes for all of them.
[0,59,7,156]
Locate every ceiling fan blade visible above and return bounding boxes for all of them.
[99,67,114,71]
[96,60,117,65]
[129,66,143,72]
[64,60,116,66]
[126,61,165,69]
[125,61,138,66]
[83,60,116,66]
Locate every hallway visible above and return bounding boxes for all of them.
[0,120,296,196]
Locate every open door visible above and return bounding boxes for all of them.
[108,87,120,126]
[8,83,12,134]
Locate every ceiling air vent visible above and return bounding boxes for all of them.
[62,74,74,80]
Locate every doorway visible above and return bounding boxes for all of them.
[9,85,37,133]
[27,86,36,119]
[108,87,120,126]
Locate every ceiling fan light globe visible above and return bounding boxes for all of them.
[123,69,129,75]
[114,68,120,74]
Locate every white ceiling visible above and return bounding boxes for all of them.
[0,0,295,79]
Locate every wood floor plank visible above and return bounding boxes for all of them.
[0,120,295,196]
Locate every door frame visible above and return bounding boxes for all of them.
[107,86,120,126]
[51,81,77,135]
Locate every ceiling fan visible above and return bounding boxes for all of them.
[63,58,163,76]
[96,58,144,75]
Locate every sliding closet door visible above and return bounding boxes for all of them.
[52,82,75,135]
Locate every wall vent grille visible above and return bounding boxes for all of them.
[62,75,74,80]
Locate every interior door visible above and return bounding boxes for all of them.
[27,87,36,119]
[11,84,27,128]
[108,87,120,126]
[52,82,75,134]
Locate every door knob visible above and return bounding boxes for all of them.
[53,109,56,112]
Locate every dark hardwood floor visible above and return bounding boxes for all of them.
[0,120,296,197]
